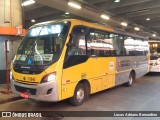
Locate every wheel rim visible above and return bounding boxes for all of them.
[129,76,133,85]
[76,88,85,103]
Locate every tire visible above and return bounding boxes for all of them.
[124,73,134,87]
[70,83,87,106]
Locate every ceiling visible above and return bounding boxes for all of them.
[22,0,160,38]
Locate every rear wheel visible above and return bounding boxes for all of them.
[70,83,87,106]
[125,73,134,87]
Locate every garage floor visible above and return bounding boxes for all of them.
[0,73,160,120]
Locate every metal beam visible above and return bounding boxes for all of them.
[129,13,160,21]
[25,11,65,28]
[150,28,160,34]
[134,16,160,25]
[23,3,43,12]
[99,0,151,10]
[36,0,121,27]
[107,0,160,14]
[85,0,108,5]
[136,21,160,28]
[122,7,160,18]
[25,6,61,20]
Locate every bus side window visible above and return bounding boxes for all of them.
[86,31,107,57]
[124,36,135,56]
[67,35,86,56]
[109,34,125,56]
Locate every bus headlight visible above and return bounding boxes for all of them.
[41,72,56,83]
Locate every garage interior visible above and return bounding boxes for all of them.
[0,0,160,119]
[23,0,160,39]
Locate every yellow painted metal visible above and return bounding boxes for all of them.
[61,57,117,99]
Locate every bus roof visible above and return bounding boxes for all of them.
[30,19,147,40]
[149,40,160,43]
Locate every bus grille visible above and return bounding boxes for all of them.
[15,85,37,95]
[14,69,43,74]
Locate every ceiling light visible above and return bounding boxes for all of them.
[115,0,120,2]
[152,34,156,37]
[146,18,150,21]
[121,22,128,26]
[68,2,81,9]
[134,27,140,31]
[22,0,35,6]
[65,12,70,15]
[31,19,36,23]
[101,14,110,20]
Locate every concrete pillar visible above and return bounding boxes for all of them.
[0,0,22,27]
[0,0,23,84]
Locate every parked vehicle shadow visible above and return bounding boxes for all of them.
[146,72,160,76]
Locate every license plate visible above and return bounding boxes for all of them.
[20,92,29,99]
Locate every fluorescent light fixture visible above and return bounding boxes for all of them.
[22,0,35,6]
[115,0,120,2]
[134,27,140,31]
[152,34,156,37]
[65,12,70,15]
[146,18,150,21]
[68,2,81,9]
[121,22,128,26]
[64,21,68,24]
[101,14,110,20]
[31,19,36,23]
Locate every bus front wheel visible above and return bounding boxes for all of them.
[70,83,87,106]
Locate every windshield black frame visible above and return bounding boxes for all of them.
[14,21,71,67]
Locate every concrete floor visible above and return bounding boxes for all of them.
[0,73,160,120]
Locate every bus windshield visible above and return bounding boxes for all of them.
[15,21,70,66]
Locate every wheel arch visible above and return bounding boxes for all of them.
[130,70,136,80]
[76,79,91,94]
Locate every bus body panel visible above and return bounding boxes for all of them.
[10,78,59,101]
[115,56,148,86]
[149,58,160,72]
[10,19,149,103]
[61,57,116,100]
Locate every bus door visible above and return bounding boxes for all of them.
[87,32,117,92]
[61,26,92,99]
[87,32,107,93]
[91,55,104,93]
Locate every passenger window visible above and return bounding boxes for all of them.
[142,41,149,56]
[109,34,125,56]
[124,36,135,56]
[124,37,148,56]
[87,31,110,57]
[134,38,144,56]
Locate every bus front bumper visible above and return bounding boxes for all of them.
[10,79,59,102]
